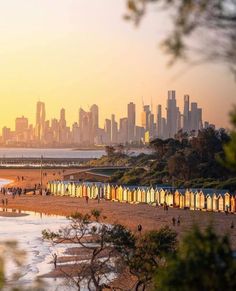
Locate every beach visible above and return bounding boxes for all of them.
[0,168,236,248]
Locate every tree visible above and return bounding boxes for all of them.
[191,127,229,162]
[43,210,177,290]
[127,226,177,290]
[42,209,131,290]
[125,0,236,76]
[223,106,236,171]
[155,224,236,291]
[104,145,116,157]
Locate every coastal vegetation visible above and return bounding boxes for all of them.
[155,225,236,291]
[88,125,236,191]
[42,209,236,290]
[42,209,177,290]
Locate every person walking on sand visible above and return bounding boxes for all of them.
[177,216,180,226]
[5,198,8,207]
[137,224,142,234]
[52,253,57,269]
[172,217,176,226]
[1,199,4,207]
[85,195,89,204]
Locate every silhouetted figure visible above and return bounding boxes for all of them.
[231,221,234,229]
[85,196,89,204]
[172,217,176,226]
[138,224,142,233]
[52,253,57,269]
[177,216,180,226]
[5,198,8,207]
[2,199,4,207]
[163,202,167,211]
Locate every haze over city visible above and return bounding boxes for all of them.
[0,0,235,130]
[1,92,211,146]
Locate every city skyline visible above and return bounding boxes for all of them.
[0,92,224,131]
[0,0,235,130]
[1,90,213,146]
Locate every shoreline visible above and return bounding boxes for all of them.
[0,168,236,249]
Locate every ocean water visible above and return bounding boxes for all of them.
[0,147,152,159]
[0,211,70,290]
[0,148,105,159]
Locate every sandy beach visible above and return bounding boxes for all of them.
[0,168,236,248]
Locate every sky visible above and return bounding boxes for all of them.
[0,0,235,130]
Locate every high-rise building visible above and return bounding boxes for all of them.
[104,119,111,144]
[183,95,190,132]
[190,102,198,131]
[111,114,118,143]
[157,105,162,138]
[119,117,128,143]
[161,117,167,139]
[135,126,145,143]
[15,116,28,133]
[59,108,67,143]
[79,108,92,144]
[141,105,151,131]
[166,90,177,138]
[72,122,80,144]
[2,127,11,143]
[90,104,99,143]
[198,108,203,130]
[127,102,136,142]
[35,101,46,142]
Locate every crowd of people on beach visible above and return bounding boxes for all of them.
[0,186,25,197]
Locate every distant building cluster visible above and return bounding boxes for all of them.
[1,91,215,146]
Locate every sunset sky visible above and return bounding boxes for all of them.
[0,0,235,130]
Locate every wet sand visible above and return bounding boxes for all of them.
[0,168,236,249]
[0,211,29,217]
[1,168,236,289]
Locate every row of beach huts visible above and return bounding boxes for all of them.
[47,181,236,213]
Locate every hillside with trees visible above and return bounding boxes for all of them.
[88,113,236,192]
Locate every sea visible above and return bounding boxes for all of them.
[0,147,151,159]
[0,148,105,159]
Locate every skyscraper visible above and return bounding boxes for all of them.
[111,114,118,143]
[90,104,99,143]
[104,119,111,144]
[127,102,135,142]
[79,108,92,144]
[166,90,177,138]
[59,108,67,143]
[141,105,151,131]
[35,101,46,142]
[119,117,128,143]
[190,102,198,131]
[183,95,190,132]
[157,105,162,138]
[15,116,28,133]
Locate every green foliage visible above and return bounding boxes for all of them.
[107,224,136,256]
[125,0,236,75]
[155,225,236,291]
[43,210,178,290]
[223,107,236,172]
[107,128,233,189]
[104,145,116,157]
[91,209,101,222]
[126,226,177,289]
